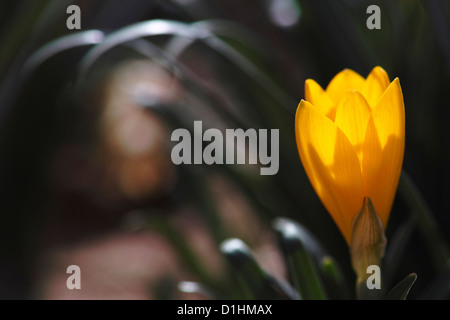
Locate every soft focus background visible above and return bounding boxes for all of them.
[0,0,449,299]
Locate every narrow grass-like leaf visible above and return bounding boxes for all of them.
[165,19,267,57]
[192,20,272,61]
[75,20,303,219]
[273,218,327,299]
[382,217,415,289]
[78,19,296,113]
[221,238,299,300]
[320,256,351,299]
[137,74,302,229]
[77,20,197,82]
[22,30,104,79]
[178,281,223,300]
[0,0,52,77]
[125,38,249,130]
[149,216,217,290]
[398,170,450,271]
[273,217,328,260]
[265,274,301,300]
[179,165,227,244]
[0,0,78,123]
[0,30,103,128]
[199,31,297,114]
[385,273,417,300]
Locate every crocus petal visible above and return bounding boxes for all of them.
[305,79,335,120]
[361,78,405,227]
[361,66,390,109]
[334,91,371,166]
[326,69,365,105]
[295,100,364,244]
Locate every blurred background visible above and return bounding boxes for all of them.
[0,0,449,299]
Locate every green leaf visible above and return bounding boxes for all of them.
[77,20,194,80]
[382,218,415,289]
[385,273,417,300]
[220,238,299,300]
[148,216,217,290]
[22,30,104,78]
[398,170,450,271]
[178,281,223,300]
[273,218,327,300]
[320,256,351,300]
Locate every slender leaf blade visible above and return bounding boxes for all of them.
[385,273,417,300]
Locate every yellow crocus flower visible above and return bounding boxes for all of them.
[295,66,405,245]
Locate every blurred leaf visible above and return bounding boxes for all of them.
[382,217,415,289]
[154,277,179,300]
[22,30,104,79]
[273,217,328,260]
[273,217,327,299]
[320,256,350,300]
[0,0,51,77]
[264,273,301,301]
[165,19,286,126]
[127,37,250,129]
[385,273,417,300]
[78,18,296,113]
[76,19,306,229]
[302,0,376,71]
[418,264,450,299]
[77,19,196,81]
[0,0,81,118]
[198,29,296,114]
[220,238,299,300]
[192,20,271,59]
[178,281,223,300]
[0,30,104,129]
[148,216,218,290]
[398,170,450,272]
